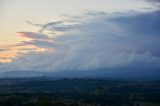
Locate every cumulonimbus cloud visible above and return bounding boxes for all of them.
[0,10,160,73]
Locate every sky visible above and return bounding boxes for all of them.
[0,0,160,73]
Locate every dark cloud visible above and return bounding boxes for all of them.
[26,20,79,33]
[108,10,160,36]
[17,31,56,49]
[17,32,49,40]
[107,10,160,55]
[20,40,57,49]
[0,10,160,73]
[39,22,80,33]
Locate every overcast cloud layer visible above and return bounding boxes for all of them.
[0,9,160,74]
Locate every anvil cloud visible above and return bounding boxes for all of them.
[0,9,160,74]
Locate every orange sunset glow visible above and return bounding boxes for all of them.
[0,1,160,105]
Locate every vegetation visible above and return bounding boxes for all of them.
[0,78,160,106]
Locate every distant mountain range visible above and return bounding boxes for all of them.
[0,68,160,81]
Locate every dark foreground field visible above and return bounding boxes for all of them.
[0,78,160,106]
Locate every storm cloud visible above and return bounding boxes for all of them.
[0,10,160,73]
